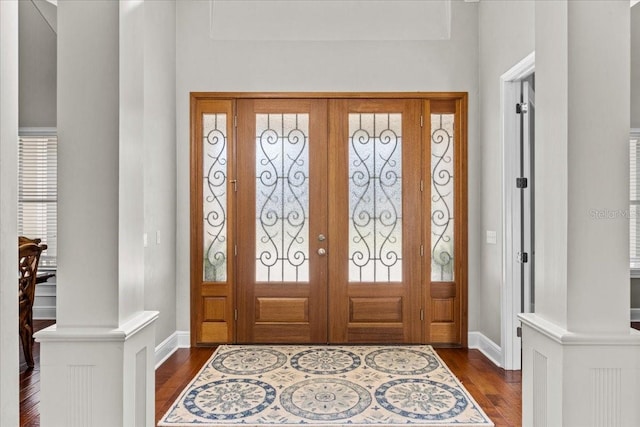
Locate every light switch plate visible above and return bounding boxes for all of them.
[486,230,497,245]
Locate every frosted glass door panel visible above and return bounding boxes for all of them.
[348,113,403,282]
[255,114,310,282]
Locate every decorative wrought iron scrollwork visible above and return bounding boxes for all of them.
[431,114,455,281]
[349,113,403,282]
[203,114,228,282]
[256,114,309,282]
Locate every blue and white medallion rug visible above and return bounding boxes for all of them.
[158,345,494,426]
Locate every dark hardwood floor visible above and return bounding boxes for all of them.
[23,321,525,426]
[20,319,55,427]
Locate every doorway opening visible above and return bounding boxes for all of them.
[190,93,468,346]
[501,54,535,370]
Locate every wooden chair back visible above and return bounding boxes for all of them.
[18,240,46,368]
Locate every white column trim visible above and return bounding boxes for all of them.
[519,313,640,346]
[36,310,159,343]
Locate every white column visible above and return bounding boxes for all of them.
[36,1,157,426]
[520,1,640,426]
[0,1,20,425]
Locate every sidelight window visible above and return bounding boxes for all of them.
[203,113,228,282]
[430,114,455,282]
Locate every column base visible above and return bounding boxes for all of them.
[519,313,640,427]
[35,311,158,427]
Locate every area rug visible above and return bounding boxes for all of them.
[158,345,494,426]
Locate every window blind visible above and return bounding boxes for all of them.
[18,135,57,269]
[631,132,640,271]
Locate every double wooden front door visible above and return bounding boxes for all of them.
[191,93,467,346]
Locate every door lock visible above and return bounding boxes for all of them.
[317,248,327,256]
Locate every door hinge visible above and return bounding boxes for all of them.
[517,252,529,263]
[231,179,237,192]
[516,103,528,114]
[516,326,522,338]
[234,308,238,321]
[420,180,424,192]
[234,244,237,256]
[420,245,424,257]
[420,309,424,321]
[234,115,238,128]
[420,115,424,127]
[516,177,528,189]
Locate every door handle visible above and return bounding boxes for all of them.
[317,248,327,256]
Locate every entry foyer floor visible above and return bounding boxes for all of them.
[21,320,522,426]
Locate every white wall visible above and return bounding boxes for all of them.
[19,0,56,128]
[143,0,177,345]
[119,0,146,325]
[633,3,640,129]
[175,0,481,334]
[0,1,20,424]
[478,1,535,345]
[564,0,630,332]
[57,0,121,327]
[631,4,640,308]
[532,0,630,332]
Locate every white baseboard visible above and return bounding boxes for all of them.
[155,330,190,369]
[631,308,640,322]
[154,331,505,371]
[33,306,56,320]
[468,331,503,368]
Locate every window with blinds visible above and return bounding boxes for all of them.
[18,134,57,269]
[631,130,640,272]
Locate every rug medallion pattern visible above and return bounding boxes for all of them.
[159,345,494,426]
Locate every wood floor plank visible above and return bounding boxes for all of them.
[436,348,522,427]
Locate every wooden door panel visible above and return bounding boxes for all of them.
[236,99,328,343]
[328,99,422,343]
[349,297,403,322]
[255,298,309,322]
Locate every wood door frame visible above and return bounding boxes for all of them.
[501,53,535,369]
[190,92,468,347]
